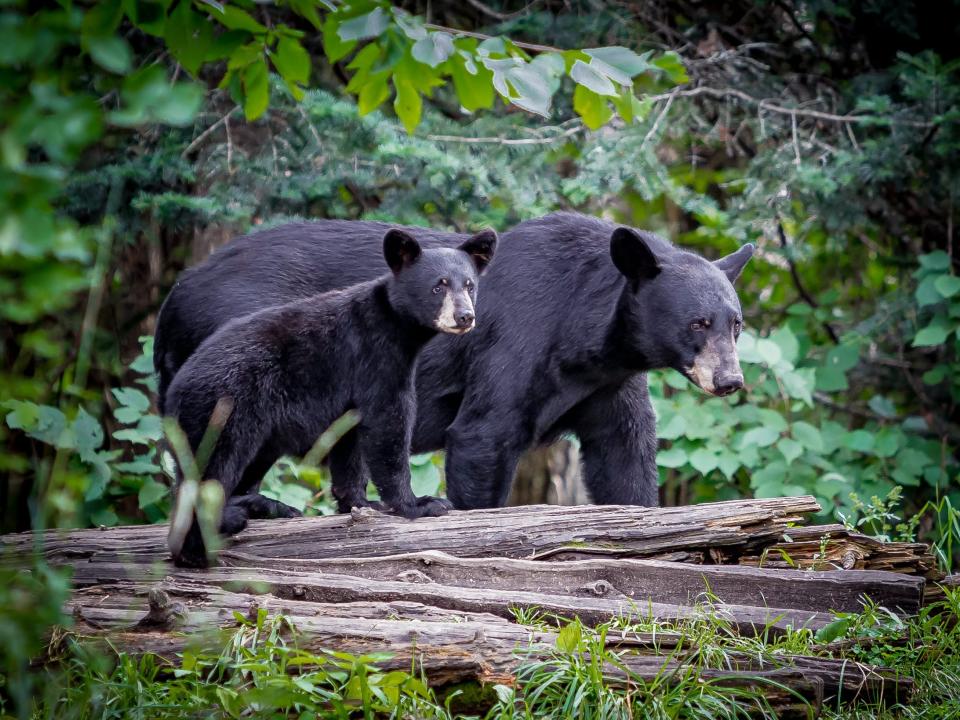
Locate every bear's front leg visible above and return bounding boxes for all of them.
[572,374,660,506]
[329,428,388,513]
[358,396,452,519]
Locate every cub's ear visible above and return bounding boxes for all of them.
[714,243,755,283]
[610,227,660,286]
[458,229,498,275]
[383,229,422,274]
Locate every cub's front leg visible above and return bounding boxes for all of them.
[357,392,452,519]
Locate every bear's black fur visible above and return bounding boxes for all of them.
[164,228,497,567]
[155,212,752,513]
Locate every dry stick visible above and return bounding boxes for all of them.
[181,106,240,158]
[427,123,584,145]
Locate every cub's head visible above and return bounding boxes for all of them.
[383,228,497,334]
[610,227,754,397]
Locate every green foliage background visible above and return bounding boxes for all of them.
[2,0,959,556]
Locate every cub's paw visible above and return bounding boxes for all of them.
[393,496,453,519]
[272,501,303,519]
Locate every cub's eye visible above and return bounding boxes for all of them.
[733,319,743,334]
[465,280,474,291]
[432,285,444,295]
[690,319,710,331]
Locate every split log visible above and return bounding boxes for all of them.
[63,577,912,713]
[737,525,940,579]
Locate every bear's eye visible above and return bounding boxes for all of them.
[690,319,710,331]
[733,319,743,334]
[465,279,474,291]
[432,284,444,295]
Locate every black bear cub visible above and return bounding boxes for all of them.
[166,227,497,568]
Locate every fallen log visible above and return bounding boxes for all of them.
[63,577,912,713]
[4,496,822,567]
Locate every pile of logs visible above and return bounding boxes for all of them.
[4,496,944,715]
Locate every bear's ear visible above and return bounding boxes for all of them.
[458,229,498,275]
[714,243,755,283]
[383,229,422,274]
[610,227,660,286]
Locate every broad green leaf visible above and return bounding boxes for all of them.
[739,426,779,448]
[777,437,803,464]
[791,421,823,452]
[689,448,718,474]
[212,5,266,33]
[657,446,687,468]
[570,59,617,96]
[242,60,270,120]
[918,251,950,271]
[815,616,852,644]
[584,46,651,79]
[138,477,169,508]
[82,0,123,36]
[357,72,390,115]
[934,274,960,298]
[780,368,814,405]
[755,338,782,366]
[657,413,687,440]
[769,326,799,364]
[112,387,151,413]
[87,36,133,74]
[573,84,612,129]
[165,0,211,75]
[323,17,356,62]
[611,88,651,124]
[874,427,903,458]
[72,408,104,454]
[393,77,421,134]
[273,37,311,84]
[154,82,204,126]
[913,321,949,347]
[556,623,582,653]
[338,8,389,41]
[916,275,945,306]
[651,51,689,83]
[505,63,552,116]
[411,31,454,68]
[410,461,440,496]
[451,55,494,111]
[844,429,874,453]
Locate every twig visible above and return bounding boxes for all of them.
[424,22,560,53]
[427,123,584,145]
[464,0,542,20]
[775,219,840,343]
[640,88,678,150]
[181,107,241,158]
[643,86,933,128]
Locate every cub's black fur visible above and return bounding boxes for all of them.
[156,213,752,514]
[165,228,496,567]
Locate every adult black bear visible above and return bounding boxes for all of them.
[155,213,752,512]
[164,228,497,567]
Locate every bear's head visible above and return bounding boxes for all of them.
[610,227,754,397]
[384,228,498,334]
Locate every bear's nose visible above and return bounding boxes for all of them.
[713,373,744,396]
[456,311,475,328]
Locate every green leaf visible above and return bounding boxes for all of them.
[570,59,617,96]
[323,18,356,62]
[138,478,169,509]
[451,55,494,111]
[211,5,267,33]
[610,88,651,124]
[689,448,718,474]
[112,387,151,413]
[72,408,104,455]
[338,8,389,41]
[739,426,779,448]
[657,446,687,468]
[165,0,212,75]
[919,251,951,271]
[755,338,782,366]
[916,275,945,306]
[87,36,133,74]
[584,47,651,80]
[815,616,852,644]
[410,461,440,496]
[82,0,123,37]
[777,437,803,464]
[791,421,823,452]
[154,82,205,126]
[357,72,390,115]
[769,326,799,365]
[273,37,311,85]
[651,51,689,83]
[573,84,612,130]
[393,77,421,134]
[934,274,960,298]
[844,429,874,453]
[913,320,949,347]
[242,60,270,120]
[411,32,454,68]
[556,623,582,653]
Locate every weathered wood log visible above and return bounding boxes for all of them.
[737,524,941,579]
[63,548,922,617]
[67,563,834,632]
[63,578,912,712]
[3,496,823,568]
